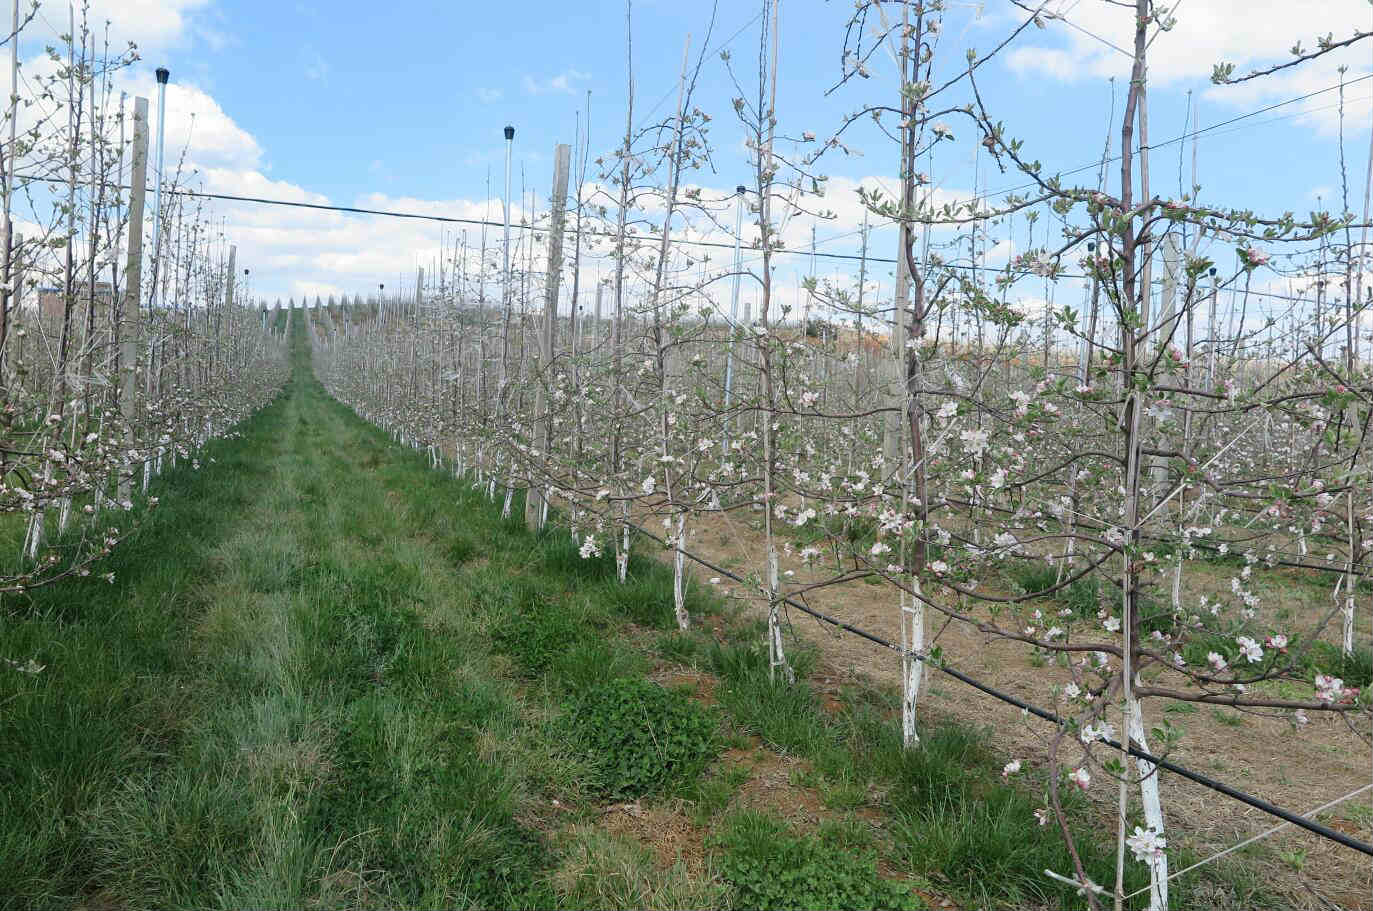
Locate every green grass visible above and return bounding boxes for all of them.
[1009,560,1060,596]
[694,633,1132,906]
[0,325,561,908]
[667,608,1277,909]
[551,825,727,910]
[0,318,1298,910]
[1061,575,1102,617]
[1297,638,1373,688]
[1181,623,1373,689]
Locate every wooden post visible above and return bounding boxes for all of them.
[412,266,423,404]
[119,98,149,502]
[525,142,571,531]
[593,279,603,350]
[883,213,909,480]
[10,231,19,318]
[224,246,237,311]
[6,231,20,387]
[1151,234,1180,493]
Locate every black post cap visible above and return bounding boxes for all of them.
[504,125,515,140]
[155,67,170,84]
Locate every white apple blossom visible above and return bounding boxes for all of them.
[1126,826,1166,862]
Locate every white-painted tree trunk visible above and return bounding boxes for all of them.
[1344,487,1358,656]
[1126,690,1168,911]
[672,510,690,630]
[901,577,925,746]
[23,506,43,562]
[617,498,630,583]
[766,544,792,683]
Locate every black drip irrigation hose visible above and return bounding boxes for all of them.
[626,522,1373,858]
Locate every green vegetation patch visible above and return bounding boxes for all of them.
[566,677,719,799]
[711,810,924,911]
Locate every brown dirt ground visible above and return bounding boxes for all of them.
[578,722,955,909]
[659,506,1373,911]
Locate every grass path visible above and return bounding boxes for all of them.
[1,326,1278,911]
[1,339,560,909]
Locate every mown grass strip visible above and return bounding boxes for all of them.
[1,329,557,909]
[2,318,1284,911]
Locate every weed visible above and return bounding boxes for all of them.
[711,810,924,910]
[552,827,726,910]
[565,677,719,799]
[1299,639,1373,688]
[1009,561,1058,596]
[1061,576,1101,617]
[689,762,752,824]
[1211,708,1245,727]
[656,629,707,664]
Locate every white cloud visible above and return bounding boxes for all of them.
[200,167,328,207]
[38,0,212,50]
[8,3,511,305]
[1308,185,1336,204]
[2,50,261,179]
[1008,1,1371,84]
[522,69,590,96]
[302,47,329,82]
[115,74,263,174]
[291,280,345,301]
[1005,0,1373,131]
[475,87,503,103]
[205,183,544,302]
[1004,47,1080,82]
[2,3,1004,321]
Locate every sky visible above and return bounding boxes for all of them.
[11,0,1373,326]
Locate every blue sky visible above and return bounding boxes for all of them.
[15,0,1373,323]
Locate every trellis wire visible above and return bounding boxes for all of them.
[620,517,1373,858]
[1122,783,1373,901]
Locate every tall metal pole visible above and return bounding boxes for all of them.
[149,67,169,310]
[721,185,746,455]
[141,68,169,486]
[498,124,514,390]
